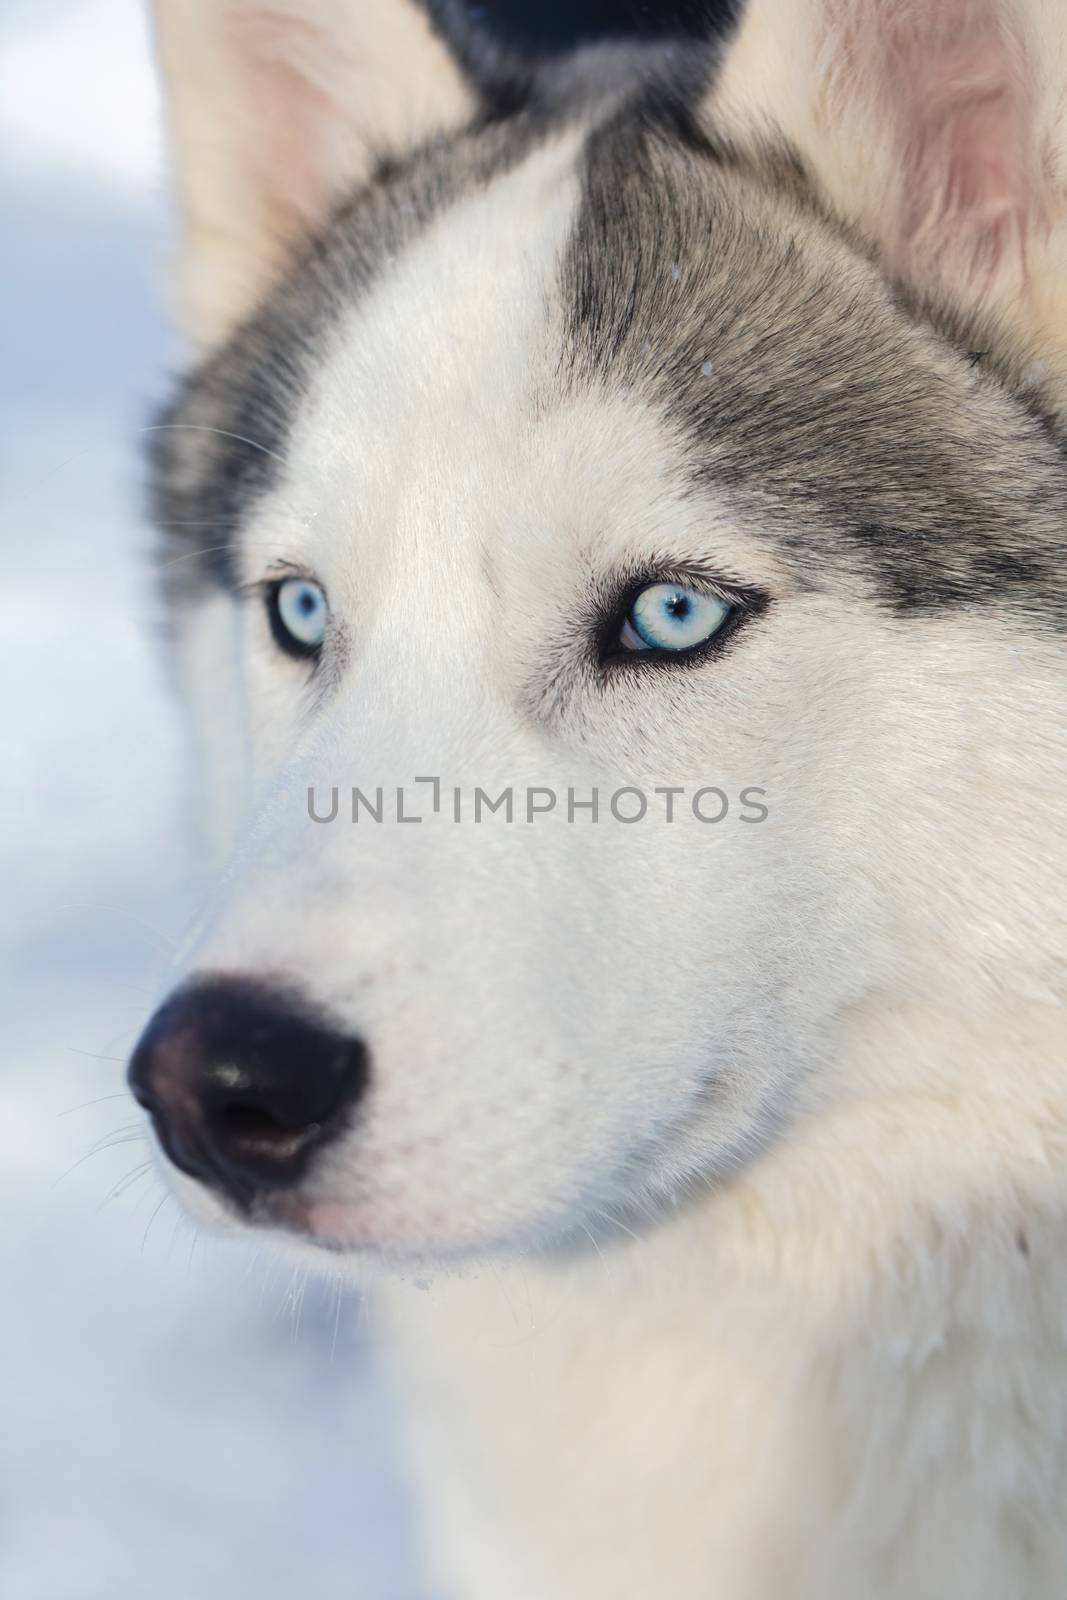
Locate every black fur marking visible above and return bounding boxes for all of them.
[425,0,737,59]
[422,0,536,123]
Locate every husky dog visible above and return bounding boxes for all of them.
[129,1,1067,1595]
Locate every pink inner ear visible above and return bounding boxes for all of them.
[825,1,1038,300]
[228,9,355,240]
[897,29,1033,292]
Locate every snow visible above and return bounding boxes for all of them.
[0,6,427,1596]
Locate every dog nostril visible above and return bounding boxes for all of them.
[213,1099,320,1156]
[219,1102,291,1138]
[127,976,369,1205]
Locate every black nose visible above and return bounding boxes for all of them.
[127,976,368,1207]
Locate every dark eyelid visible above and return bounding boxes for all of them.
[596,568,769,669]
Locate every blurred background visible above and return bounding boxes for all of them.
[0,3,726,1596]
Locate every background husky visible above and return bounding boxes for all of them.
[129,1,1067,1595]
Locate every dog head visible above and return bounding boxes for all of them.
[131,0,1067,1262]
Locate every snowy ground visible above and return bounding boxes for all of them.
[0,5,427,1595]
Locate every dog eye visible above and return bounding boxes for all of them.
[268,577,328,657]
[618,582,733,655]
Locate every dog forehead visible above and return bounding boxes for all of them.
[256,131,782,598]
[276,133,586,553]
[156,92,1067,629]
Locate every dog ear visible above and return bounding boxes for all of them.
[707,0,1067,376]
[152,0,479,348]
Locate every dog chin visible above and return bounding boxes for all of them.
[149,1145,506,1263]
[259,1191,529,1266]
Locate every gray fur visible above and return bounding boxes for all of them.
[151,32,1067,626]
[562,101,1067,622]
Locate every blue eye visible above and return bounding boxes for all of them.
[620,582,733,655]
[269,576,328,657]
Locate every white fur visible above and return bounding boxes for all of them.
[149,3,1067,1595]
